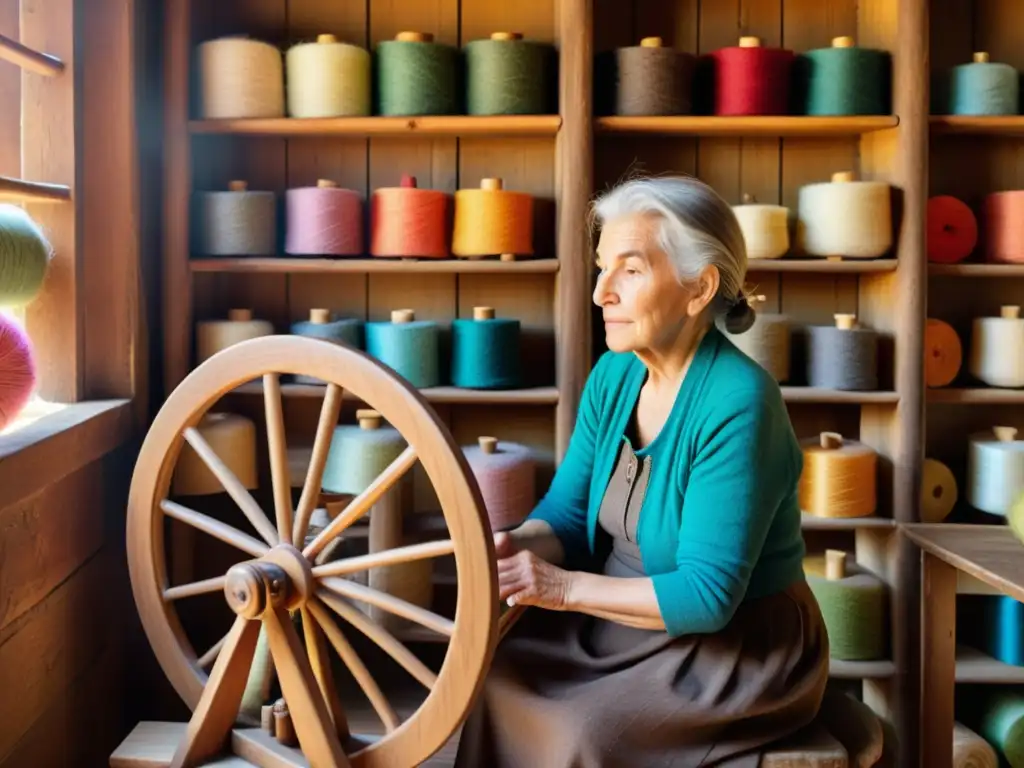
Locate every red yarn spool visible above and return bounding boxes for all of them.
[927,195,977,264]
[369,174,450,259]
[983,191,1024,264]
[0,315,36,431]
[712,36,794,116]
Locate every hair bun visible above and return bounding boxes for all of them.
[724,295,756,334]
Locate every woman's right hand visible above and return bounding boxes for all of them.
[492,519,565,566]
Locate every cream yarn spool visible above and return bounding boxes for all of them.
[719,312,791,382]
[285,33,371,117]
[197,37,285,119]
[172,413,258,496]
[797,171,892,258]
[953,722,997,768]
[195,180,277,257]
[969,305,1024,388]
[920,458,958,523]
[966,426,1024,517]
[195,308,274,364]
[732,194,790,259]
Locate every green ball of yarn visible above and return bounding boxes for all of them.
[0,204,51,307]
[799,37,890,115]
[464,33,554,115]
[950,52,1019,115]
[375,32,458,116]
[322,410,407,495]
[451,307,521,389]
[805,550,886,661]
[978,691,1024,767]
[365,308,440,388]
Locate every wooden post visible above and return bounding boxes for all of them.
[920,551,956,768]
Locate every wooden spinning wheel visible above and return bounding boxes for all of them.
[114,335,517,768]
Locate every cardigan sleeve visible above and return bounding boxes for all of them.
[649,384,798,637]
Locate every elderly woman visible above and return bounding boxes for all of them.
[454,175,829,767]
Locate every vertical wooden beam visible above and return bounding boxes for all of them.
[920,550,956,768]
[0,0,18,178]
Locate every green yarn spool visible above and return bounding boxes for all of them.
[978,691,1024,766]
[375,31,458,116]
[464,32,553,115]
[950,51,1019,116]
[799,36,890,115]
[365,308,441,388]
[805,550,886,661]
[0,204,51,307]
[321,409,407,495]
[451,306,521,389]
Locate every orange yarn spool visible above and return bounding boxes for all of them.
[451,177,533,260]
[924,318,963,388]
[369,174,450,259]
[983,190,1024,264]
[927,195,977,264]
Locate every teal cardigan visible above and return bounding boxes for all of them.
[528,325,806,638]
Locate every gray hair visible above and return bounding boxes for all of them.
[590,175,755,334]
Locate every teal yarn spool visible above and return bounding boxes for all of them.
[365,308,440,388]
[978,691,1024,766]
[321,409,408,495]
[949,51,1019,115]
[375,31,458,116]
[799,36,890,115]
[451,306,521,389]
[464,32,553,115]
[0,204,51,307]
[290,308,364,385]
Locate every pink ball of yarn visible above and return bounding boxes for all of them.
[0,315,36,430]
[464,437,536,531]
[285,180,363,256]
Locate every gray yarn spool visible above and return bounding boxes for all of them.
[949,52,1019,115]
[719,313,791,382]
[195,180,277,256]
[290,308,364,385]
[806,314,878,391]
[614,37,695,116]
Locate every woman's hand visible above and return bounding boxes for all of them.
[498,548,575,611]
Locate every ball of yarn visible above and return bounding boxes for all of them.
[375,31,458,116]
[195,181,277,257]
[172,412,257,496]
[718,311,790,382]
[804,550,886,660]
[451,306,521,389]
[797,171,892,259]
[284,179,363,256]
[452,178,533,259]
[950,52,1019,116]
[195,308,274,364]
[977,691,1024,767]
[966,426,1024,517]
[0,315,35,431]
[611,37,695,116]
[465,32,553,115]
[924,318,962,388]
[322,410,407,495]
[369,175,450,259]
[197,36,285,119]
[798,432,877,519]
[365,309,440,388]
[285,34,370,118]
[731,195,790,260]
[0,204,51,307]
[798,36,890,116]
[463,436,536,530]
[712,36,795,116]
[969,305,1024,389]
[983,191,1024,264]
[920,458,958,523]
[806,313,878,391]
[953,722,998,768]
[927,195,977,264]
[290,308,363,385]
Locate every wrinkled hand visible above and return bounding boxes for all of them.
[498,548,574,611]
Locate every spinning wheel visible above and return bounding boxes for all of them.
[115,335,520,768]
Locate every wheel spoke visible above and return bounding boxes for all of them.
[198,633,227,669]
[183,425,280,546]
[263,373,295,545]
[293,383,344,545]
[303,446,419,560]
[312,539,455,579]
[300,606,350,740]
[163,574,227,601]
[319,576,454,638]
[161,499,269,558]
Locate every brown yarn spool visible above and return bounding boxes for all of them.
[614,37,695,116]
[924,317,963,388]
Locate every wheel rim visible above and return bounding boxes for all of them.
[126,335,499,766]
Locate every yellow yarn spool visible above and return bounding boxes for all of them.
[197,36,285,119]
[451,177,534,260]
[798,431,878,518]
[732,193,790,260]
[195,308,274,364]
[285,33,371,117]
[172,413,258,496]
[920,458,958,523]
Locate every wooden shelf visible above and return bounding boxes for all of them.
[929,263,1024,277]
[829,658,897,679]
[189,257,559,275]
[231,381,560,405]
[955,645,1024,684]
[930,115,1024,136]
[926,388,1024,404]
[595,115,899,137]
[904,524,1024,604]
[781,388,898,404]
[748,258,898,274]
[188,115,562,138]
[800,514,896,530]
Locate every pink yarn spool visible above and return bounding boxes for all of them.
[982,191,1024,264]
[285,179,363,256]
[463,436,535,531]
[0,315,36,431]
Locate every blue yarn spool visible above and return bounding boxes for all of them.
[980,594,1024,666]
[949,52,1019,115]
[290,308,364,385]
[451,306,521,389]
[365,308,440,388]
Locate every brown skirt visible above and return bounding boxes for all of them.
[454,579,829,768]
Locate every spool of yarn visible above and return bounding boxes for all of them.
[172,412,257,496]
[195,308,274,364]
[798,432,877,519]
[195,181,277,257]
[711,36,795,116]
[799,36,889,115]
[321,409,407,495]
[290,308,363,385]
[979,594,1024,667]
[0,315,35,431]
[953,722,998,768]
[797,171,892,259]
[806,313,879,391]
[369,175,449,259]
[375,31,458,116]
[804,550,886,660]
[0,204,51,307]
[1010,489,1024,547]
[920,458,958,523]
[977,691,1024,767]
[718,312,790,382]
[612,37,695,116]
[983,191,1024,264]
[924,318,963,388]
[364,309,440,388]
[197,36,285,119]
[284,179,362,257]
[969,306,1024,389]
[452,178,533,260]
[463,436,536,530]
[285,34,371,117]
[966,426,1024,517]
[464,32,553,115]
[949,52,1019,116]
[731,194,790,260]
[927,195,978,264]
[450,306,521,389]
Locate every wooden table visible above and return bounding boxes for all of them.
[903,523,1024,768]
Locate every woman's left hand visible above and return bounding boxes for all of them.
[498,549,575,610]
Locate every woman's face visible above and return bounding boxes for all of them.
[593,212,718,355]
